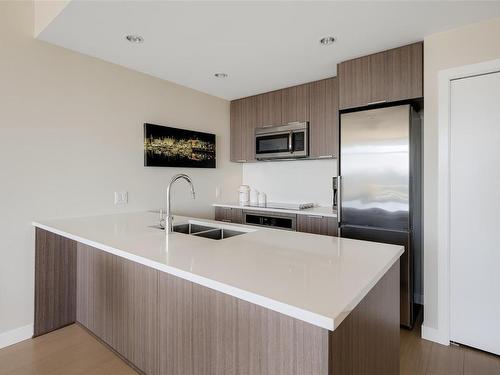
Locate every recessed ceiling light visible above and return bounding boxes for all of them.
[319,36,335,46]
[125,34,144,44]
[214,73,228,78]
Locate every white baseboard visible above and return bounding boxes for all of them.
[421,324,449,346]
[0,324,33,349]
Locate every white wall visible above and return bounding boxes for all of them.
[0,1,241,342]
[242,159,336,206]
[423,16,500,337]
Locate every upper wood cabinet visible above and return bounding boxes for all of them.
[230,79,339,162]
[308,77,339,158]
[229,99,242,162]
[338,42,423,110]
[338,57,371,110]
[386,42,423,102]
[256,90,282,127]
[230,96,257,162]
[281,84,309,124]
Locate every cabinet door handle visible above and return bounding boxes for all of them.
[317,155,333,159]
[307,215,324,219]
[237,159,247,163]
[367,100,386,106]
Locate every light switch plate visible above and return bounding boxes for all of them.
[114,191,128,205]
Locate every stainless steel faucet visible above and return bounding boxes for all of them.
[165,174,196,233]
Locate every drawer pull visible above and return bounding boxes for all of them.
[367,100,386,106]
[237,159,247,163]
[317,155,333,159]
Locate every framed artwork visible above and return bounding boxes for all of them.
[144,123,216,168]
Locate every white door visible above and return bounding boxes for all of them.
[450,71,500,355]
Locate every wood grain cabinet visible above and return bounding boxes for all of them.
[157,271,330,375]
[256,90,282,127]
[385,42,423,102]
[230,78,339,162]
[76,244,159,375]
[112,256,159,375]
[339,42,423,110]
[76,244,113,345]
[308,77,339,158]
[35,230,400,375]
[297,215,338,236]
[34,229,77,337]
[281,84,309,124]
[214,206,243,224]
[230,97,257,163]
[338,56,372,110]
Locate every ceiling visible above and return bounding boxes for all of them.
[37,1,500,100]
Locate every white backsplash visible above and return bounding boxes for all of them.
[242,159,337,207]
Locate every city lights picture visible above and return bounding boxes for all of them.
[144,123,216,168]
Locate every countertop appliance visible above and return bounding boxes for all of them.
[240,202,314,210]
[265,202,313,210]
[338,104,422,328]
[255,122,308,160]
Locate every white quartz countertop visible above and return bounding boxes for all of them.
[213,202,337,217]
[32,212,402,331]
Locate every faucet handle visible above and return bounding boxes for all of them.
[159,209,166,229]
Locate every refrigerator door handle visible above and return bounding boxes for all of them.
[335,175,342,232]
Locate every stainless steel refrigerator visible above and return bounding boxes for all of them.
[338,104,422,328]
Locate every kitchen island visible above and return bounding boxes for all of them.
[32,212,403,375]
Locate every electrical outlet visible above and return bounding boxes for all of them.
[114,191,128,205]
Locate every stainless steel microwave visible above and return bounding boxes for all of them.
[255,122,309,160]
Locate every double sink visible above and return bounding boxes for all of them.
[172,222,246,240]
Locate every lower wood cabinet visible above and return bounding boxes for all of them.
[214,206,243,224]
[297,215,338,236]
[214,208,338,237]
[76,244,113,344]
[35,229,400,375]
[76,243,159,375]
[112,254,158,375]
[158,272,329,375]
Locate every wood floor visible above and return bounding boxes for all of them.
[400,320,500,375]
[0,322,499,375]
[0,324,136,375]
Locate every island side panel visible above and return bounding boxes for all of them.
[329,260,400,375]
[76,243,114,345]
[158,272,329,375]
[112,255,159,375]
[33,228,77,337]
[76,243,159,375]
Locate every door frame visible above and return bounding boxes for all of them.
[427,58,500,346]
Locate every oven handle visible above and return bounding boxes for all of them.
[288,131,293,152]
